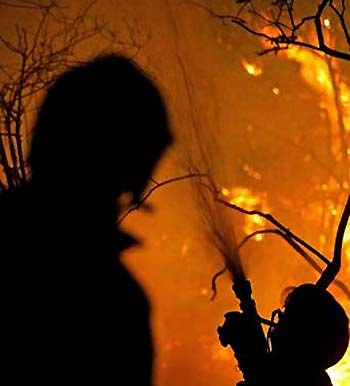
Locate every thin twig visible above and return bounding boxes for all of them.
[216,198,331,265]
[189,0,350,60]
[210,227,349,300]
[117,173,207,224]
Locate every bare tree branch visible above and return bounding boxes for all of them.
[330,0,350,45]
[189,0,350,60]
[117,173,207,225]
[0,0,124,187]
[210,228,350,299]
[317,195,350,289]
[215,197,331,265]
[0,0,63,11]
[117,165,347,296]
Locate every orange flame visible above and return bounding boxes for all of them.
[236,22,350,386]
[266,37,350,386]
[221,187,269,241]
[327,346,350,386]
[273,35,349,162]
[215,15,350,384]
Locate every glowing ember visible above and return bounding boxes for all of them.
[323,18,331,28]
[221,187,230,197]
[272,87,280,95]
[242,164,262,180]
[242,60,263,76]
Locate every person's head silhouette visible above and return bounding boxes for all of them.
[28,55,172,204]
[270,284,349,370]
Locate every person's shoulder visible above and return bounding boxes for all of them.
[0,186,25,210]
[0,189,16,220]
[0,185,30,229]
[114,262,150,309]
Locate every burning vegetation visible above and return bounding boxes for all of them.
[1,1,349,386]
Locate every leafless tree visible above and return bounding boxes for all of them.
[116,0,350,298]
[0,0,147,190]
[192,0,350,60]
[0,1,100,189]
[182,0,350,280]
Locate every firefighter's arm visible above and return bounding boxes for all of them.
[218,311,268,385]
[217,311,252,360]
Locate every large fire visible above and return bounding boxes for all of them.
[220,186,349,386]
[238,27,350,384]
[279,39,350,386]
[328,349,350,386]
[282,48,350,161]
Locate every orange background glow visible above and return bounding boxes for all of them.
[0,1,349,386]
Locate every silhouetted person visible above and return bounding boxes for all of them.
[1,55,172,385]
[218,284,349,386]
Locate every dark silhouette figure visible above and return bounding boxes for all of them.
[218,283,349,386]
[1,55,172,384]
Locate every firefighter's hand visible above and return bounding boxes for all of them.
[217,311,246,348]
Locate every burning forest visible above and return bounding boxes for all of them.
[0,1,349,386]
